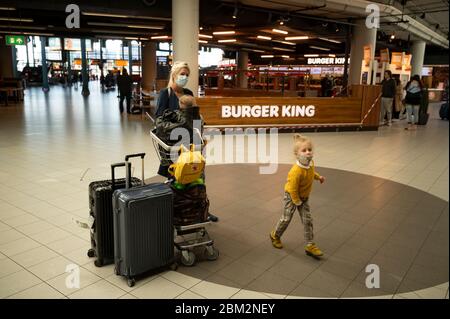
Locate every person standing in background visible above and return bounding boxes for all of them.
[380,70,396,126]
[117,68,133,114]
[393,78,405,121]
[404,74,423,130]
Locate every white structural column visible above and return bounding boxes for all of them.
[349,19,377,85]
[410,40,426,77]
[141,41,157,91]
[237,50,248,88]
[172,0,199,96]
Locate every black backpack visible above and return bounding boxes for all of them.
[155,108,202,144]
[155,110,182,144]
[405,85,422,105]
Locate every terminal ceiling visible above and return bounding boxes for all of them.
[0,0,448,64]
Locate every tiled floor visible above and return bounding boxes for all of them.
[153,164,447,298]
[0,83,448,299]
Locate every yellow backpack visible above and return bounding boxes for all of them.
[168,144,205,185]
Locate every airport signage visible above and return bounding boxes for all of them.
[197,96,365,127]
[5,35,26,46]
[221,105,316,118]
[307,57,348,65]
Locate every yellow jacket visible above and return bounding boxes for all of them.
[284,161,321,205]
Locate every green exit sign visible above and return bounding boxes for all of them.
[5,35,26,46]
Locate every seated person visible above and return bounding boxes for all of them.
[155,95,218,222]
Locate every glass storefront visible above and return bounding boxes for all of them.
[13,37,227,86]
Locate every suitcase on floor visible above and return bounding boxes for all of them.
[113,160,176,287]
[439,103,449,120]
[87,155,143,267]
[418,112,429,125]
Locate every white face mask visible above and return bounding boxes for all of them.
[176,74,189,87]
[298,154,313,166]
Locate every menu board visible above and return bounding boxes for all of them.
[391,52,403,70]
[380,48,389,63]
[48,37,61,50]
[363,45,372,66]
[310,67,322,75]
[333,66,344,74]
[321,67,334,75]
[64,38,92,51]
[403,54,412,71]
[422,66,433,76]
[115,60,128,67]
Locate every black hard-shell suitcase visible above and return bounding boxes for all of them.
[87,161,141,267]
[440,103,449,120]
[418,88,429,125]
[113,157,176,287]
[418,112,429,125]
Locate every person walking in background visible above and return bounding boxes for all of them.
[404,74,423,130]
[72,73,78,89]
[380,70,396,126]
[117,68,133,114]
[100,73,105,92]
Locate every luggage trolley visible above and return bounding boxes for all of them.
[150,129,219,267]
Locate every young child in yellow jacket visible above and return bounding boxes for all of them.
[270,134,325,258]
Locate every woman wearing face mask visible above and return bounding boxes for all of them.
[155,61,193,117]
[153,61,220,223]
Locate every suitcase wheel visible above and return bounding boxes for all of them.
[180,250,196,267]
[169,262,178,271]
[127,278,135,287]
[87,249,95,258]
[94,259,103,267]
[204,246,219,261]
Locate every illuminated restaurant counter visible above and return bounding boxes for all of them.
[196,85,382,130]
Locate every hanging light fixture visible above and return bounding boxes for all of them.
[232,7,238,19]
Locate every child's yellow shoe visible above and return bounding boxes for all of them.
[270,231,283,249]
[305,243,323,258]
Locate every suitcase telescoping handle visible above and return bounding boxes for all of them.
[124,153,146,188]
[124,153,145,161]
[111,162,131,190]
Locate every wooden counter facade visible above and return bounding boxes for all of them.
[196,85,381,129]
